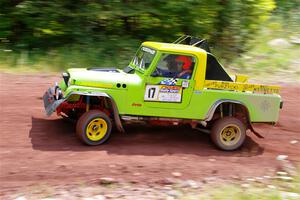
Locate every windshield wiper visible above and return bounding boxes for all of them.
[123,66,135,74]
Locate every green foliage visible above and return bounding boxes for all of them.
[273,0,300,34]
[0,0,289,70]
[211,0,276,59]
[228,12,300,82]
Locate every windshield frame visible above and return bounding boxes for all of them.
[130,46,156,73]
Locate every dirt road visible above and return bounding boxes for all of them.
[0,73,299,195]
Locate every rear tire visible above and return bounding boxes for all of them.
[76,110,112,145]
[211,117,246,151]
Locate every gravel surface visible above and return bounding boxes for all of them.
[0,73,299,199]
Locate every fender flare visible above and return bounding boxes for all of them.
[204,99,263,138]
[63,91,125,133]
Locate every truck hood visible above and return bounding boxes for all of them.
[67,68,141,88]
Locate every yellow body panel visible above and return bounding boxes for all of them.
[235,74,249,83]
[204,80,280,94]
[142,41,207,55]
[72,79,113,89]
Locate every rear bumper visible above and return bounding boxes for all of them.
[43,87,64,116]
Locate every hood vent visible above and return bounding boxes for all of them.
[87,67,119,73]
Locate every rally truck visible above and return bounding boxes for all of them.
[43,35,283,151]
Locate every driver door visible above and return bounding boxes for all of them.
[143,52,196,110]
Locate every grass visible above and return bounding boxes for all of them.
[0,37,139,73]
[180,170,300,200]
[196,182,300,200]
[0,47,135,73]
[196,186,282,200]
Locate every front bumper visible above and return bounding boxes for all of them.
[43,87,64,116]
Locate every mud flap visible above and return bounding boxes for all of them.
[249,123,264,138]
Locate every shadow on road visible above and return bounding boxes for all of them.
[29,117,264,157]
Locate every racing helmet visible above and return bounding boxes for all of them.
[175,56,192,70]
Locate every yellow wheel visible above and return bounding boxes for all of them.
[86,118,108,141]
[211,117,246,151]
[76,110,112,145]
[219,124,241,146]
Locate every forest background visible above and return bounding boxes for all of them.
[0,0,299,79]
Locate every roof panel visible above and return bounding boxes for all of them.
[142,42,207,55]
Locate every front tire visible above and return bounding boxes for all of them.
[211,117,246,151]
[76,110,112,145]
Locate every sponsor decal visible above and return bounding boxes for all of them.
[159,78,178,86]
[182,80,189,88]
[144,85,182,102]
[142,47,155,55]
[131,103,142,107]
[204,80,280,94]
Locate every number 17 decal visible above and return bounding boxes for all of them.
[148,87,156,98]
[144,85,160,101]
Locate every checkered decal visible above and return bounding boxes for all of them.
[159,78,178,86]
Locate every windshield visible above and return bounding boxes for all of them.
[132,46,156,70]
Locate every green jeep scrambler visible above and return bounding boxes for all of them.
[43,36,283,150]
